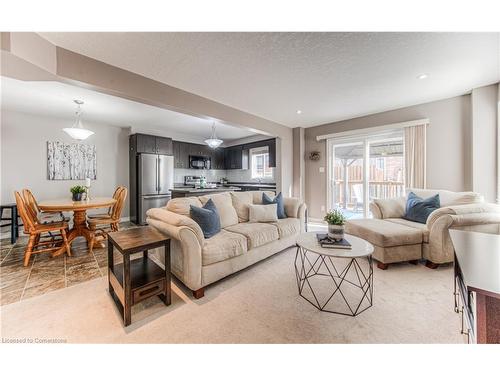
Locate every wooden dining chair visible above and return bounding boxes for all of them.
[87,186,125,220]
[88,187,127,252]
[14,191,71,266]
[22,189,68,223]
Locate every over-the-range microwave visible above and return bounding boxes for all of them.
[189,155,211,169]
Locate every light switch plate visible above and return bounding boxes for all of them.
[319,167,325,173]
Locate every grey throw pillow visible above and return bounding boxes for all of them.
[262,192,287,219]
[190,199,221,238]
[403,192,440,224]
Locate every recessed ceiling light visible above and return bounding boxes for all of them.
[296,110,302,114]
[417,74,428,80]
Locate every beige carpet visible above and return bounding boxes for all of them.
[0,247,464,343]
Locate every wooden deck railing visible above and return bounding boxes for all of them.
[333,180,404,207]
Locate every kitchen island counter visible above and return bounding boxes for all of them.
[170,187,241,198]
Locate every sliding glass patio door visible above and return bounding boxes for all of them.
[331,142,366,218]
[327,131,404,218]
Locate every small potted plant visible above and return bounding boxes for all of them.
[324,209,346,241]
[70,185,86,201]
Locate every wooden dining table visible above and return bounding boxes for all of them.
[38,197,116,255]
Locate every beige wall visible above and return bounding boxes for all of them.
[0,110,130,216]
[304,95,473,219]
[471,84,498,203]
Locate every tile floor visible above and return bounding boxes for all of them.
[0,222,137,306]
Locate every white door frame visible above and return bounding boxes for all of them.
[326,131,404,218]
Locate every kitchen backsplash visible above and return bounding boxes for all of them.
[174,168,276,184]
[225,168,275,183]
[174,169,228,184]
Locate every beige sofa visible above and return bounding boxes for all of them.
[146,191,306,298]
[346,189,500,269]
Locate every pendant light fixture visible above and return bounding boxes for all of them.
[63,100,94,141]
[204,122,223,149]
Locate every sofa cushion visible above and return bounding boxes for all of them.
[166,197,202,216]
[251,191,275,204]
[189,199,221,239]
[263,192,287,219]
[409,188,483,207]
[346,219,423,247]
[386,218,429,243]
[270,218,300,238]
[403,192,440,224]
[230,191,254,222]
[225,222,279,249]
[199,192,238,228]
[202,229,248,266]
[248,203,278,223]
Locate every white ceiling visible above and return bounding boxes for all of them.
[0,76,256,143]
[39,32,500,127]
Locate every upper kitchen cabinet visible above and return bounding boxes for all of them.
[132,133,173,155]
[156,136,173,155]
[267,138,276,168]
[134,133,156,154]
[173,140,189,168]
[224,145,243,169]
[213,148,226,170]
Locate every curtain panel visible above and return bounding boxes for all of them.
[404,124,427,189]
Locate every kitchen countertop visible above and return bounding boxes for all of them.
[225,183,276,189]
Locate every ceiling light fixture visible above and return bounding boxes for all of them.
[417,74,428,80]
[62,100,94,140]
[296,110,302,114]
[204,122,223,149]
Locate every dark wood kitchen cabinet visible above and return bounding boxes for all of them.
[224,146,243,170]
[156,137,173,155]
[134,134,157,154]
[213,148,225,169]
[133,134,173,155]
[267,139,276,168]
[173,140,190,169]
[171,137,276,170]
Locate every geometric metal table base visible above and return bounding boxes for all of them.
[294,245,374,316]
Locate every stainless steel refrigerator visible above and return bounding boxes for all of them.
[137,154,174,224]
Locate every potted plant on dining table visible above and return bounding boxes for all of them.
[324,209,347,241]
[70,185,86,201]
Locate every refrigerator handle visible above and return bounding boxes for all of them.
[156,156,160,193]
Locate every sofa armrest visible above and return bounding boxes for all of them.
[283,197,307,232]
[147,217,203,290]
[146,207,204,246]
[371,197,406,219]
[426,203,500,231]
[369,202,383,219]
[283,197,301,218]
[298,203,307,232]
[425,203,500,264]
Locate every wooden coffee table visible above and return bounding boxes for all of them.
[107,227,171,326]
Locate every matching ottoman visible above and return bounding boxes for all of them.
[346,219,423,269]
